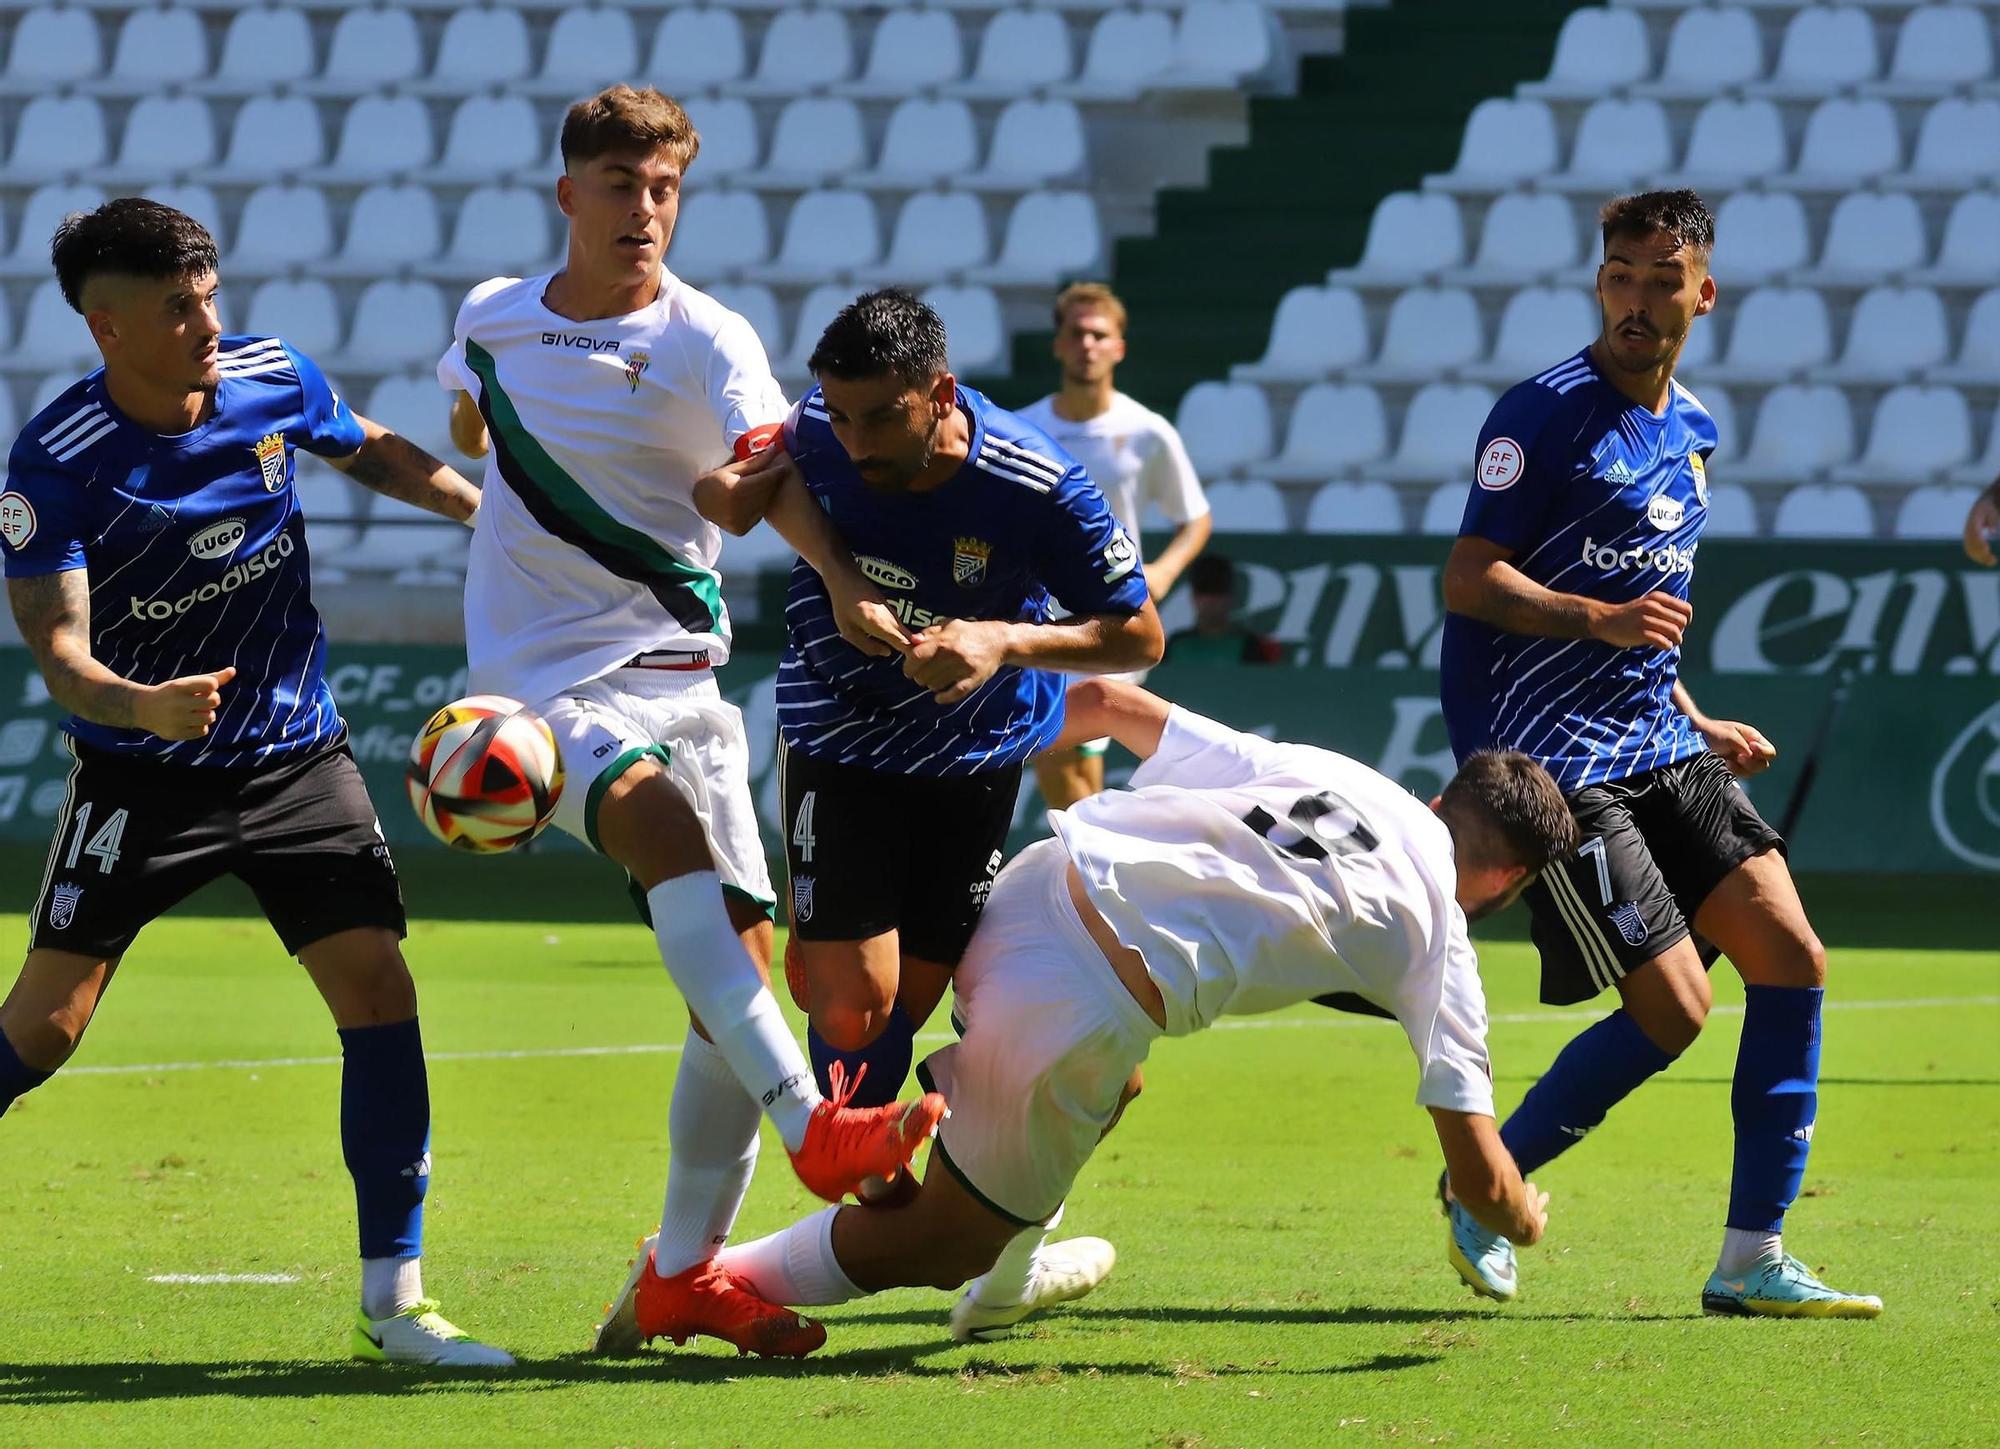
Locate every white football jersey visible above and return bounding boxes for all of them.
[1017,392,1207,554]
[437,271,788,703]
[1051,708,1495,1116]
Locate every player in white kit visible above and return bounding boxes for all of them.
[706,678,1573,1346]
[1019,284,1211,811]
[437,86,944,1358]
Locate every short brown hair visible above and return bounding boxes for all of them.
[1599,189,1714,265]
[1052,281,1127,335]
[561,85,700,172]
[1437,750,1578,878]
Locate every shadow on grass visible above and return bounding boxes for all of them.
[1651,1077,2000,1089]
[0,1344,1441,1406]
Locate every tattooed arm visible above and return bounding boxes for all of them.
[7,571,234,739]
[327,415,482,526]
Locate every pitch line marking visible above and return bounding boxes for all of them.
[146,1273,301,1285]
[57,996,1999,1079]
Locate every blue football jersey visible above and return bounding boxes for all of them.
[1439,348,1718,795]
[0,336,366,766]
[778,384,1148,777]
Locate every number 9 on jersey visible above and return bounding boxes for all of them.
[406,695,565,853]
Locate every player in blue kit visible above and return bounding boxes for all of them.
[0,199,512,1363]
[711,291,1162,1197]
[1437,191,1879,1319]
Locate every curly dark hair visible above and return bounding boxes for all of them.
[51,197,219,312]
[808,289,949,387]
[1437,750,1578,877]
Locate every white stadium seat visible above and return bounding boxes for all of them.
[433,92,541,181]
[843,8,962,98]
[757,97,868,187]
[1176,381,1272,478]
[443,185,550,273]
[1304,482,1403,534]
[1705,484,1759,538]
[1370,286,1483,378]
[1381,383,1494,483]
[957,8,1072,97]
[294,468,370,526]
[320,6,423,93]
[974,191,1101,284]
[756,188,880,284]
[1945,289,2000,383]
[348,500,468,582]
[1463,192,1580,282]
[1483,286,1597,378]
[1791,98,1902,185]
[1841,384,1973,483]
[864,98,979,186]
[1421,483,1466,537]
[232,182,334,270]
[1831,286,1950,382]
[1904,98,2000,189]
[1772,485,1873,539]
[1640,7,1763,99]
[1894,485,1980,540]
[1759,3,1879,95]
[214,5,316,92]
[968,99,1087,190]
[1686,383,1734,460]
[244,277,342,360]
[107,4,208,90]
[146,182,224,251]
[1916,192,2000,286]
[336,182,441,274]
[1167,1,1279,88]
[647,9,747,92]
[539,8,636,91]
[1714,287,1832,382]
[1736,384,1854,484]
[1070,9,1174,98]
[1265,383,1388,481]
[1562,98,1673,191]
[872,192,990,286]
[1709,192,1810,284]
[5,7,102,87]
[708,283,784,363]
[743,8,854,96]
[220,92,324,175]
[363,373,455,461]
[1675,98,1788,185]
[1432,99,1558,192]
[5,182,104,276]
[1334,191,1464,282]
[1878,4,1996,93]
[668,190,771,282]
[1524,7,1650,99]
[338,278,448,372]
[435,6,530,89]
[325,92,433,179]
[778,284,855,377]
[13,280,95,369]
[1203,479,1287,533]
[683,96,760,180]
[1236,286,1369,381]
[922,283,1004,372]
[9,94,107,180]
[112,92,217,179]
[1813,192,1928,282]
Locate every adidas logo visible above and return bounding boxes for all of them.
[1603,459,1637,488]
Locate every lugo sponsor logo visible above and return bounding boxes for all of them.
[1581,536,1696,575]
[541,332,619,353]
[130,534,293,620]
[1647,495,1685,531]
[187,516,246,561]
[855,555,918,591]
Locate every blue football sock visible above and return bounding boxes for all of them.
[1499,1009,1675,1176]
[1727,985,1822,1232]
[0,1028,52,1117]
[807,1004,914,1110]
[338,1017,430,1260]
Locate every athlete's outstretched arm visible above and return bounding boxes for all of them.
[903,604,1164,706]
[1047,677,1171,759]
[7,571,234,740]
[1443,536,1691,650]
[329,415,481,525]
[1672,680,1776,776]
[1429,1106,1549,1246]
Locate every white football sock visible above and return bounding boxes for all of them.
[1717,1227,1783,1275]
[361,1255,423,1320]
[967,1203,1062,1308]
[653,1028,762,1279]
[714,1206,862,1307]
[645,872,820,1150]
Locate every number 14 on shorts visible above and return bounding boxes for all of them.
[62,801,129,874]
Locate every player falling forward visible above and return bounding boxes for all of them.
[436,88,942,1359]
[0,200,509,1364]
[1439,190,1880,1318]
[1019,283,1211,810]
[693,679,1569,1344]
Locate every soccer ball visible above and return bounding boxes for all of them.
[406,695,564,853]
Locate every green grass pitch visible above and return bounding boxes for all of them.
[0,858,1992,1447]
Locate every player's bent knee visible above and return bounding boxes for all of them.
[813,998,896,1053]
[592,765,714,889]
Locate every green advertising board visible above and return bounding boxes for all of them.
[0,540,1993,872]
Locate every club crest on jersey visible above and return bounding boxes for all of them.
[792,875,814,924]
[623,350,651,394]
[1609,901,1648,946]
[952,537,991,588]
[1689,452,1709,505]
[254,432,286,492]
[48,882,82,930]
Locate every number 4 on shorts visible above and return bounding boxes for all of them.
[792,789,817,865]
[63,802,130,875]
